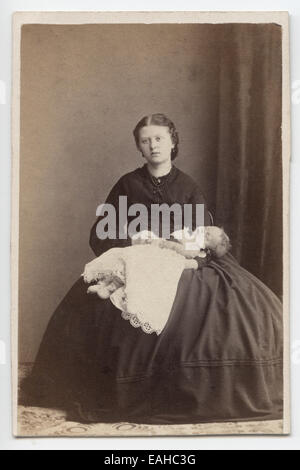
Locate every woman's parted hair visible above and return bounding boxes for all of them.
[133,113,179,160]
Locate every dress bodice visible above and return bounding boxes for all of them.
[90,164,212,257]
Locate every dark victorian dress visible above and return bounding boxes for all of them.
[21,165,283,424]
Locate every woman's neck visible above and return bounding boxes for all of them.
[146,161,173,178]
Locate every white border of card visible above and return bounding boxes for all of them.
[11,11,290,437]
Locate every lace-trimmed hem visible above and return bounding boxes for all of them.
[121,311,161,335]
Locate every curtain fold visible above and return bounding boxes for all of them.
[213,24,282,298]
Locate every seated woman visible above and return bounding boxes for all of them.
[21,113,283,425]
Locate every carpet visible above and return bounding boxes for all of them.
[17,364,283,437]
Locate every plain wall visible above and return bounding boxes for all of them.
[19,24,222,362]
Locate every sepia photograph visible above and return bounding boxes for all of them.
[11,11,290,437]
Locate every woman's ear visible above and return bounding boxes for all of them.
[136,143,144,157]
[138,148,145,158]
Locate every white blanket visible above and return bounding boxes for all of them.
[83,244,187,335]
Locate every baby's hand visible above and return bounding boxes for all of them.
[87,284,111,299]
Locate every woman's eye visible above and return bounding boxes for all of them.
[156,137,161,141]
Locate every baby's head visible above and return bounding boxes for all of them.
[133,113,179,161]
[204,227,231,257]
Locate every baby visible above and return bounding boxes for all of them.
[84,226,230,299]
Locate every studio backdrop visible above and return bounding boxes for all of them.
[19,23,282,363]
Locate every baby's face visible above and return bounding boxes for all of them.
[138,125,174,166]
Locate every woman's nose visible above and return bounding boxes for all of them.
[150,139,157,149]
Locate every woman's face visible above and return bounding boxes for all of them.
[138,125,175,166]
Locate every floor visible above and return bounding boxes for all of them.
[17,364,284,437]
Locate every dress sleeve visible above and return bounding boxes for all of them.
[188,185,214,228]
[89,177,132,257]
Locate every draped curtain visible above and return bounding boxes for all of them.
[212,24,282,298]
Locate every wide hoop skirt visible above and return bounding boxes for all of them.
[21,253,283,424]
